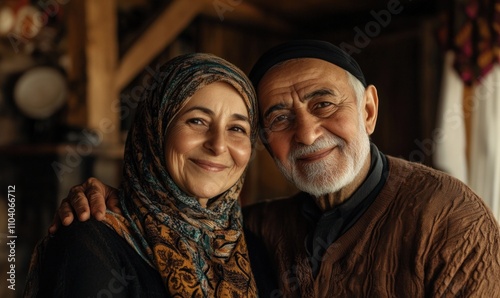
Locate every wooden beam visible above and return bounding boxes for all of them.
[65,0,87,128]
[201,0,291,33]
[115,0,208,91]
[85,0,120,144]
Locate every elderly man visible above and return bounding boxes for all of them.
[53,40,500,297]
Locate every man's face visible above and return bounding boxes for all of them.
[257,58,377,196]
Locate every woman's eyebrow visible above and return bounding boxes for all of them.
[232,113,250,123]
[184,106,249,123]
[184,106,213,116]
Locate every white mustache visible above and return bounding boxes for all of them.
[289,135,345,161]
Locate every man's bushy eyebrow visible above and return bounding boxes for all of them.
[263,88,336,120]
[263,103,287,119]
[303,88,335,101]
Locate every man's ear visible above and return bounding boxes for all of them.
[363,85,378,135]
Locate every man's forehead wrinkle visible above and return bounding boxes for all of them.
[265,83,335,109]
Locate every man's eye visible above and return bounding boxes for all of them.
[274,115,288,122]
[316,102,332,108]
[268,114,294,132]
[313,102,337,118]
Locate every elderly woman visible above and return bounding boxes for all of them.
[24,53,261,297]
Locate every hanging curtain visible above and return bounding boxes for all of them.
[436,0,500,220]
[434,51,468,184]
[468,64,500,219]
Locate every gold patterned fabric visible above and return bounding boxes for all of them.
[103,53,258,297]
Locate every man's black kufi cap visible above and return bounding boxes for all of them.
[249,40,367,88]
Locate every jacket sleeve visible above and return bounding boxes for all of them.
[426,190,500,297]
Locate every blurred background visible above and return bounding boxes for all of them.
[0,0,499,296]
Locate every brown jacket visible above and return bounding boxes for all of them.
[244,156,500,297]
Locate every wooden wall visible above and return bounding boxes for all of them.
[189,14,443,205]
[0,3,443,296]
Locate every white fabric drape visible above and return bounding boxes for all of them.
[468,64,500,220]
[434,51,500,221]
[433,51,468,184]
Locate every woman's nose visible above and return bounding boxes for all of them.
[204,128,227,155]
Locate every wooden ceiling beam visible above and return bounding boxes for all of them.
[200,1,292,32]
[115,0,291,91]
[115,0,208,91]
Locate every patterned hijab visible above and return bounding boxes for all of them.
[103,53,258,297]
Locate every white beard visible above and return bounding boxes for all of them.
[275,112,371,197]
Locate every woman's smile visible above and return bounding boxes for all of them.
[190,158,230,172]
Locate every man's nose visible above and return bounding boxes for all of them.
[293,110,322,146]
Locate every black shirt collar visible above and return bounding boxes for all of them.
[302,143,388,277]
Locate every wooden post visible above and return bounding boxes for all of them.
[84,0,120,144]
[64,0,87,128]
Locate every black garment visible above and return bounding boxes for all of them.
[302,143,388,277]
[244,227,279,297]
[26,219,168,298]
[25,219,276,297]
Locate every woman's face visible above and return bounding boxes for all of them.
[164,82,252,205]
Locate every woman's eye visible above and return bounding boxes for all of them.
[230,126,247,134]
[186,118,209,127]
[187,118,205,125]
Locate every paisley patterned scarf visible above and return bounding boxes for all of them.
[103,53,258,297]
